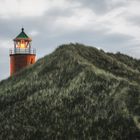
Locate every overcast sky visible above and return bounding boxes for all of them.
[0,0,140,80]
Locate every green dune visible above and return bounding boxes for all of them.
[0,43,140,140]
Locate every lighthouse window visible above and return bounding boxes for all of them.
[30,58,34,64]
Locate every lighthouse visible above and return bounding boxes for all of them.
[10,28,36,76]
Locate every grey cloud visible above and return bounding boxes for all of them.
[0,48,9,80]
[46,9,74,17]
[126,15,140,26]
[70,0,127,15]
[78,0,108,14]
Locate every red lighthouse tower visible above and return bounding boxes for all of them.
[10,28,36,76]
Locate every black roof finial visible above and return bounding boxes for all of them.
[22,27,24,32]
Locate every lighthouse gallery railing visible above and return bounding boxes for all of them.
[9,48,36,55]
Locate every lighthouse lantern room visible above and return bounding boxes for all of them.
[10,28,36,76]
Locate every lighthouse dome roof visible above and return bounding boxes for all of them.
[14,28,32,41]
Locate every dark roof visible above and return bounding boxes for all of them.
[14,28,31,41]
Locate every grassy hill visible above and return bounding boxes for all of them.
[0,43,140,140]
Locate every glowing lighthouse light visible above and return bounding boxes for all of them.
[19,40,26,48]
[18,39,29,49]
